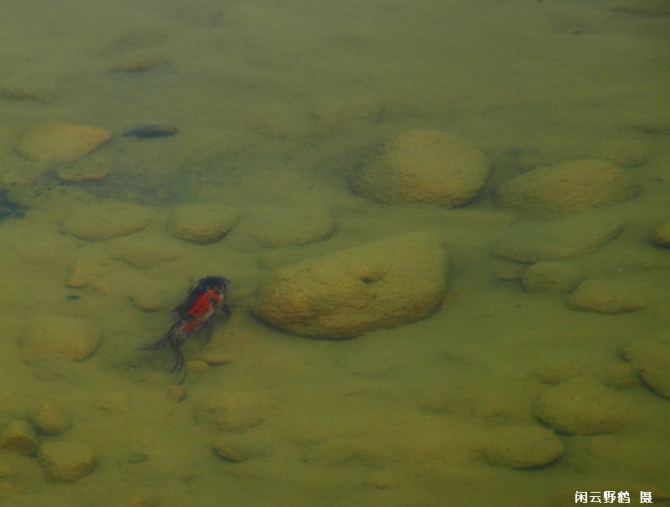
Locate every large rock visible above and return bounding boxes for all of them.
[351,130,490,207]
[496,159,639,214]
[61,202,154,241]
[16,122,111,162]
[21,315,101,362]
[253,232,448,338]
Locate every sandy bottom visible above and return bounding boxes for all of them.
[0,0,668,506]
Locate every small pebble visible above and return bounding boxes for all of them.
[123,124,178,138]
[128,453,149,464]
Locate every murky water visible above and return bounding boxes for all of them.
[0,0,668,506]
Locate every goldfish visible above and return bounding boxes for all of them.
[141,276,231,383]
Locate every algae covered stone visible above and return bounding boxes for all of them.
[38,441,96,482]
[496,159,639,214]
[253,232,448,338]
[480,424,564,469]
[61,202,154,241]
[17,122,111,162]
[533,378,628,435]
[168,204,239,244]
[21,315,101,362]
[351,130,490,207]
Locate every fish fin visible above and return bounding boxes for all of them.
[221,305,231,319]
[139,322,182,351]
[192,319,214,345]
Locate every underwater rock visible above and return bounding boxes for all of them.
[114,234,185,269]
[479,424,564,469]
[490,212,624,263]
[168,204,238,244]
[196,391,273,432]
[533,378,628,435]
[496,159,639,214]
[245,205,336,246]
[16,122,111,162]
[61,202,154,241]
[0,420,39,455]
[652,220,670,248]
[38,441,96,483]
[624,336,670,399]
[351,129,490,207]
[566,279,652,313]
[212,434,269,462]
[521,261,581,294]
[596,138,650,167]
[57,159,110,182]
[21,315,101,363]
[253,232,448,338]
[30,403,72,435]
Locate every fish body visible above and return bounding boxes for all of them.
[141,276,230,383]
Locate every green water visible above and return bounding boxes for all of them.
[0,0,668,505]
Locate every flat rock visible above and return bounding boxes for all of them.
[246,206,335,246]
[114,235,185,269]
[168,204,238,244]
[253,232,448,338]
[533,378,628,435]
[566,279,652,313]
[0,420,39,455]
[38,441,96,482]
[16,122,111,162]
[61,203,154,241]
[521,261,581,294]
[480,424,565,469]
[351,129,490,207]
[491,213,624,263]
[496,159,639,214]
[21,315,100,362]
[196,392,273,432]
[623,336,670,399]
[212,434,269,462]
[57,159,110,182]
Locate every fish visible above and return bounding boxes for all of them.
[141,276,231,383]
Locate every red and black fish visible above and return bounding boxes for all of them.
[141,276,231,383]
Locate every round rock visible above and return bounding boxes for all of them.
[21,315,101,362]
[196,392,273,432]
[168,204,238,244]
[30,402,72,435]
[480,424,565,469]
[253,232,448,338]
[533,378,628,435]
[61,203,154,241]
[38,441,96,483]
[566,279,652,314]
[351,129,490,207]
[496,159,639,214]
[623,336,670,399]
[16,122,111,162]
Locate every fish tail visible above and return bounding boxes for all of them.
[141,322,188,383]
